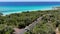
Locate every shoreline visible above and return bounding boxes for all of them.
[2,5,60,16]
[3,8,53,16]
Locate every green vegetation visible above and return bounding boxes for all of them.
[25,10,60,34]
[0,11,43,34]
[0,10,60,34]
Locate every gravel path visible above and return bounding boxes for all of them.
[13,16,43,34]
[55,28,60,34]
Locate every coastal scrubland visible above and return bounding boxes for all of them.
[0,10,60,34]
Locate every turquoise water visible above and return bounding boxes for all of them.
[0,5,59,15]
[0,2,60,15]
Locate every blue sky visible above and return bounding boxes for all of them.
[0,0,60,2]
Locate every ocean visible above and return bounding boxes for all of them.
[0,2,60,15]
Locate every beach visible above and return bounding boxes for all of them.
[0,2,60,15]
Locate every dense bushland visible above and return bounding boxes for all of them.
[0,10,60,34]
[25,10,60,34]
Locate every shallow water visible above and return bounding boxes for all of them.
[0,2,60,15]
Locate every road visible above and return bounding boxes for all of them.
[55,27,60,34]
[13,14,60,34]
[13,16,43,34]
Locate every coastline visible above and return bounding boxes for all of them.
[3,8,52,15]
[2,5,60,15]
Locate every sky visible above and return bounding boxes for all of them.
[0,0,60,2]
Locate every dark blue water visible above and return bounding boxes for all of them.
[0,2,60,15]
[0,2,60,6]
